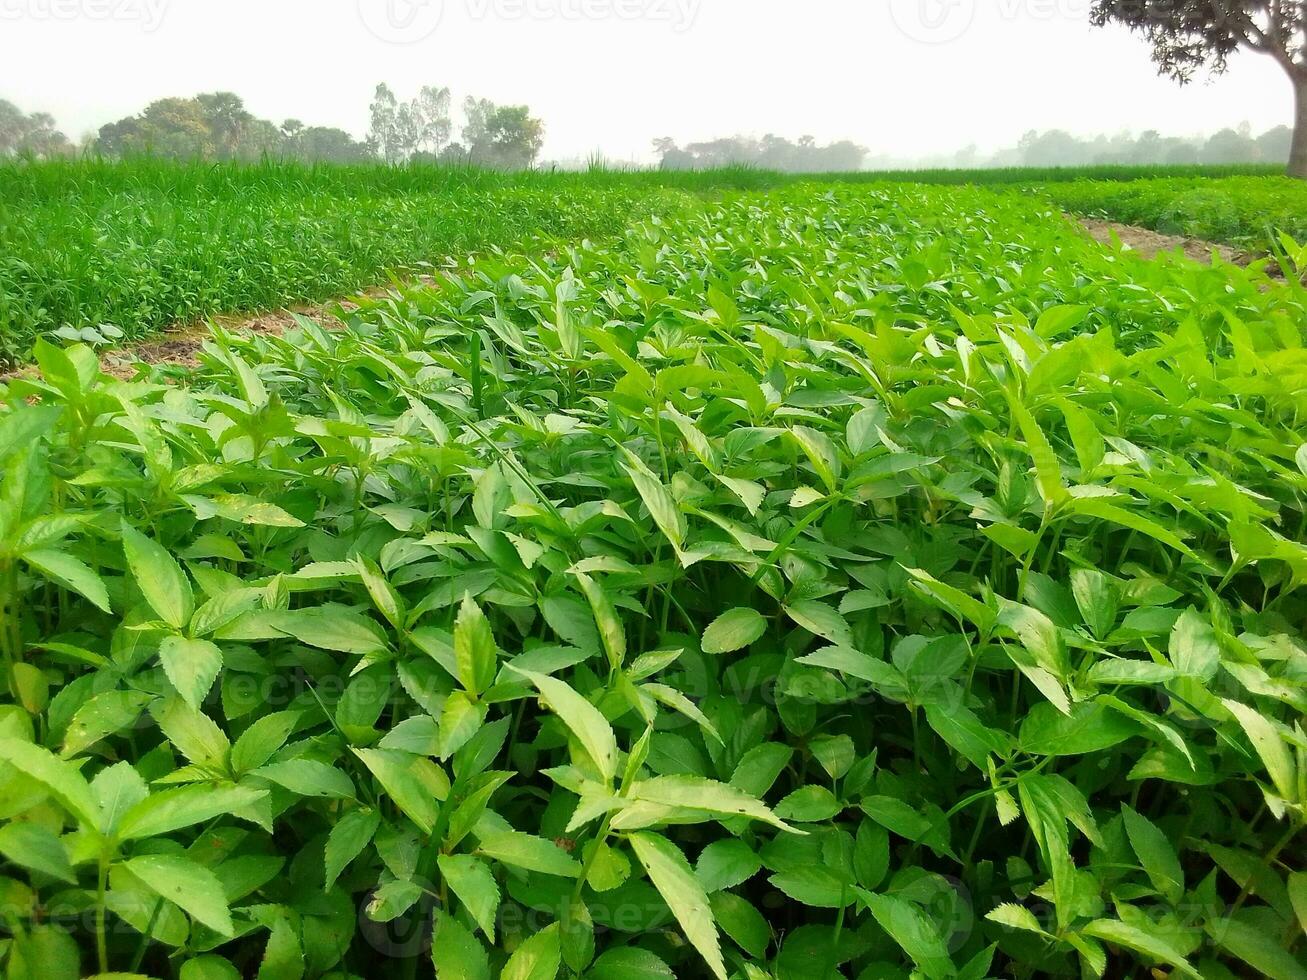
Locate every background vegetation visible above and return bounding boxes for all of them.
[1,160,1303,364]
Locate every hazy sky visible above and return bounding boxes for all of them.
[0,0,1294,162]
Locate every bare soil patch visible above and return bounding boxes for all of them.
[2,273,442,384]
[1077,217,1243,265]
[96,305,344,380]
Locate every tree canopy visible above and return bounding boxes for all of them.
[94,92,372,162]
[0,99,70,158]
[1091,1,1307,176]
[654,134,868,172]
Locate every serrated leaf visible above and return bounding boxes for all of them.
[23,550,111,613]
[501,922,561,980]
[572,570,626,671]
[253,759,355,799]
[1117,807,1181,910]
[629,831,726,980]
[701,607,767,654]
[123,854,233,936]
[620,450,686,553]
[159,636,223,711]
[352,749,439,834]
[859,890,955,980]
[117,785,267,840]
[1081,919,1200,978]
[0,738,99,827]
[324,807,380,890]
[454,593,498,697]
[121,522,193,629]
[1221,698,1297,803]
[433,910,491,980]
[438,853,499,940]
[476,830,580,877]
[0,822,75,883]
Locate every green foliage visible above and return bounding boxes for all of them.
[0,160,699,364]
[1042,174,1307,247]
[0,181,1306,979]
[0,159,1294,365]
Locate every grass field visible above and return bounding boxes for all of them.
[2,178,1306,979]
[1,160,1301,363]
[0,160,717,363]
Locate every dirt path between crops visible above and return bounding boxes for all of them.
[1076,217,1246,265]
[0,274,443,383]
[0,305,340,384]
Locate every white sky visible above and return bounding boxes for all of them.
[0,0,1294,162]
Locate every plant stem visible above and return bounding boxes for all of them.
[572,814,614,906]
[96,852,110,973]
[0,559,20,673]
[1230,821,1301,916]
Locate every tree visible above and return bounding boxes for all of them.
[0,99,71,158]
[1258,123,1293,161]
[231,118,284,160]
[370,83,453,162]
[652,133,866,172]
[1202,125,1259,162]
[1090,2,1306,177]
[196,92,253,159]
[280,118,305,153]
[96,97,213,158]
[414,85,452,156]
[368,83,403,162]
[461,97,494,156]
[463,98,544,169]
[1019,128,1086,167]
[296,126,372,162]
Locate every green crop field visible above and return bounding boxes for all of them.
[0,160,718,364]
[1,161,1302,365]
[2,176,1306,979]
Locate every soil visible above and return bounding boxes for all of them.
[1076,217,1245,265]
[0,272,439,384]
[94,304,345,380]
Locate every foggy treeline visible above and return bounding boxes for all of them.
[0,86,546,169]
[866,124,1293,171]
[0,90,1294,172]
[652,135,869,172]
[651,124,1293,171]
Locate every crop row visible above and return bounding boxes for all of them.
[1040,175,1307,250]
[3,161,1302,365]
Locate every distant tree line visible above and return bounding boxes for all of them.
[0,87,546,168]
[367,85,545,168]
[0,92,1293,173]
[999,124,1291,168]
[0,99,71,157]
[92,92,373,162]
[862,123,1294,172]
[653,134,868,172]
